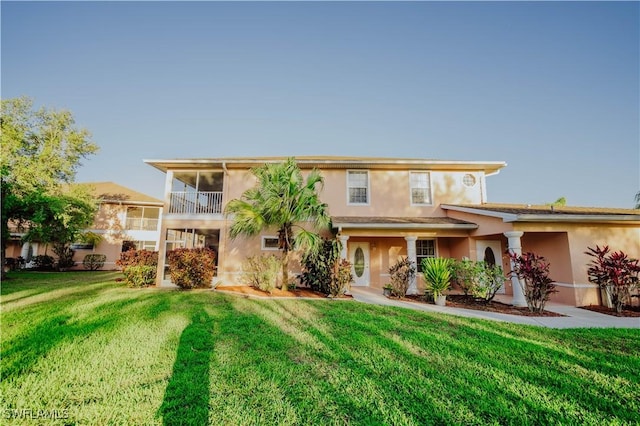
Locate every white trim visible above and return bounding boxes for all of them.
[346,170,370,205]
[163,213,224,221]
[441,205,640,224]
[441,205,518,221]
[145,158,507,174]
[553,282,599,289]
[409,171,433,206]
[509,214,640,223]
[261,236,280,251]
[332,222,478,230]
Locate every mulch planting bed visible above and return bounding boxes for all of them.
[579,304,640,318]
[401,294,566,317]
[216,285,352,299]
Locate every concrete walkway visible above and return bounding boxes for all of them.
[349,287,640,329]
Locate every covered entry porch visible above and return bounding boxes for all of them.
[332,216,478,294]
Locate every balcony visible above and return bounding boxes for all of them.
[169,191,223,215]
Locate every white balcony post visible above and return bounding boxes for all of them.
[504,231,528,307]
[405,236,418,295]
[338,235,349,260]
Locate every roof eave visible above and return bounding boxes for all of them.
[511,214,640,224]
[441,205,518,221]
[442,205,640,224]
[331,222,478,230]
[144,158,507,174]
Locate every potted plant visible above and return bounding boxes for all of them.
[383,284,393,297]
[421,257,453,306]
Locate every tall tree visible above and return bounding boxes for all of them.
[1,97,99,275]
[22,186,97,268]
[225,158,331,287]
[635,191,640,209]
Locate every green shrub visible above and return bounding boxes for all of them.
[301,239,341,294]
[508,251,557,313]
[55,246,76,270]
[242,254,281,293]
[451,258,480,297]
[83,254,107,271]
[31,255,55,271]
[122,265,157,288]
[328,259,353,297]
[116,249,158,269]
[474,262,506,303]
[167,248,216,289]
[388,257,416,298]
[116,250,159,287]
[451,259,505,303]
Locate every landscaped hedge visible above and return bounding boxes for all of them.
[116,250,159,288]
[167,248,216,289]
[116,250,159,270]
[83,254,107,271]
[123,265,157,288]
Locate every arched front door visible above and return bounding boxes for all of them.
[348,242,370,286]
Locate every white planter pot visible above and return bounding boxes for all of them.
[435,295,447,306]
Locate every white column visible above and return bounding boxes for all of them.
[338,235,349,260]
[405,236,418,295]
[504,231,527,307]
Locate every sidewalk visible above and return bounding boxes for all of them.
[349,287,640,329]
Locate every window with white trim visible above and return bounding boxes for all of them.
[410,172,432,205]
[262,236,280,251]
[347,171,369,204]
[416,239,436,272]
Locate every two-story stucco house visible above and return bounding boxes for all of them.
[5,182,163,270]
[145,156,640,308]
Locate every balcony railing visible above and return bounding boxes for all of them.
[125,217,159,231]
[169,191,223,214]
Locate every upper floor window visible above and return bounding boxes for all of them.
[410,172,432,205]
[125,206,160,230]
[347,170,369,204]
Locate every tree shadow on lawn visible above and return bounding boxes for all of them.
[159,308,215,426]
[152,295,639,425]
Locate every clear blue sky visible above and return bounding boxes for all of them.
[2,1,638,207]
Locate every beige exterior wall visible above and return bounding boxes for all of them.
[515,222,640,306]
[6,200,162,272]
[320,169,483,217]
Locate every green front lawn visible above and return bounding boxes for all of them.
[1,272,638,425]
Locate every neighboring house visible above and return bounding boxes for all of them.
[145,155,640,307]
[5,182,163,270]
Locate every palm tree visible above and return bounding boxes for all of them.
[225,158,331,288]
[635,191,640,209]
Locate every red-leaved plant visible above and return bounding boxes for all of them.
[586,245,640,313]
[116,249,159,287]
[116,249,159,270]
[508,251,557,313]
[167,248,216,289]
